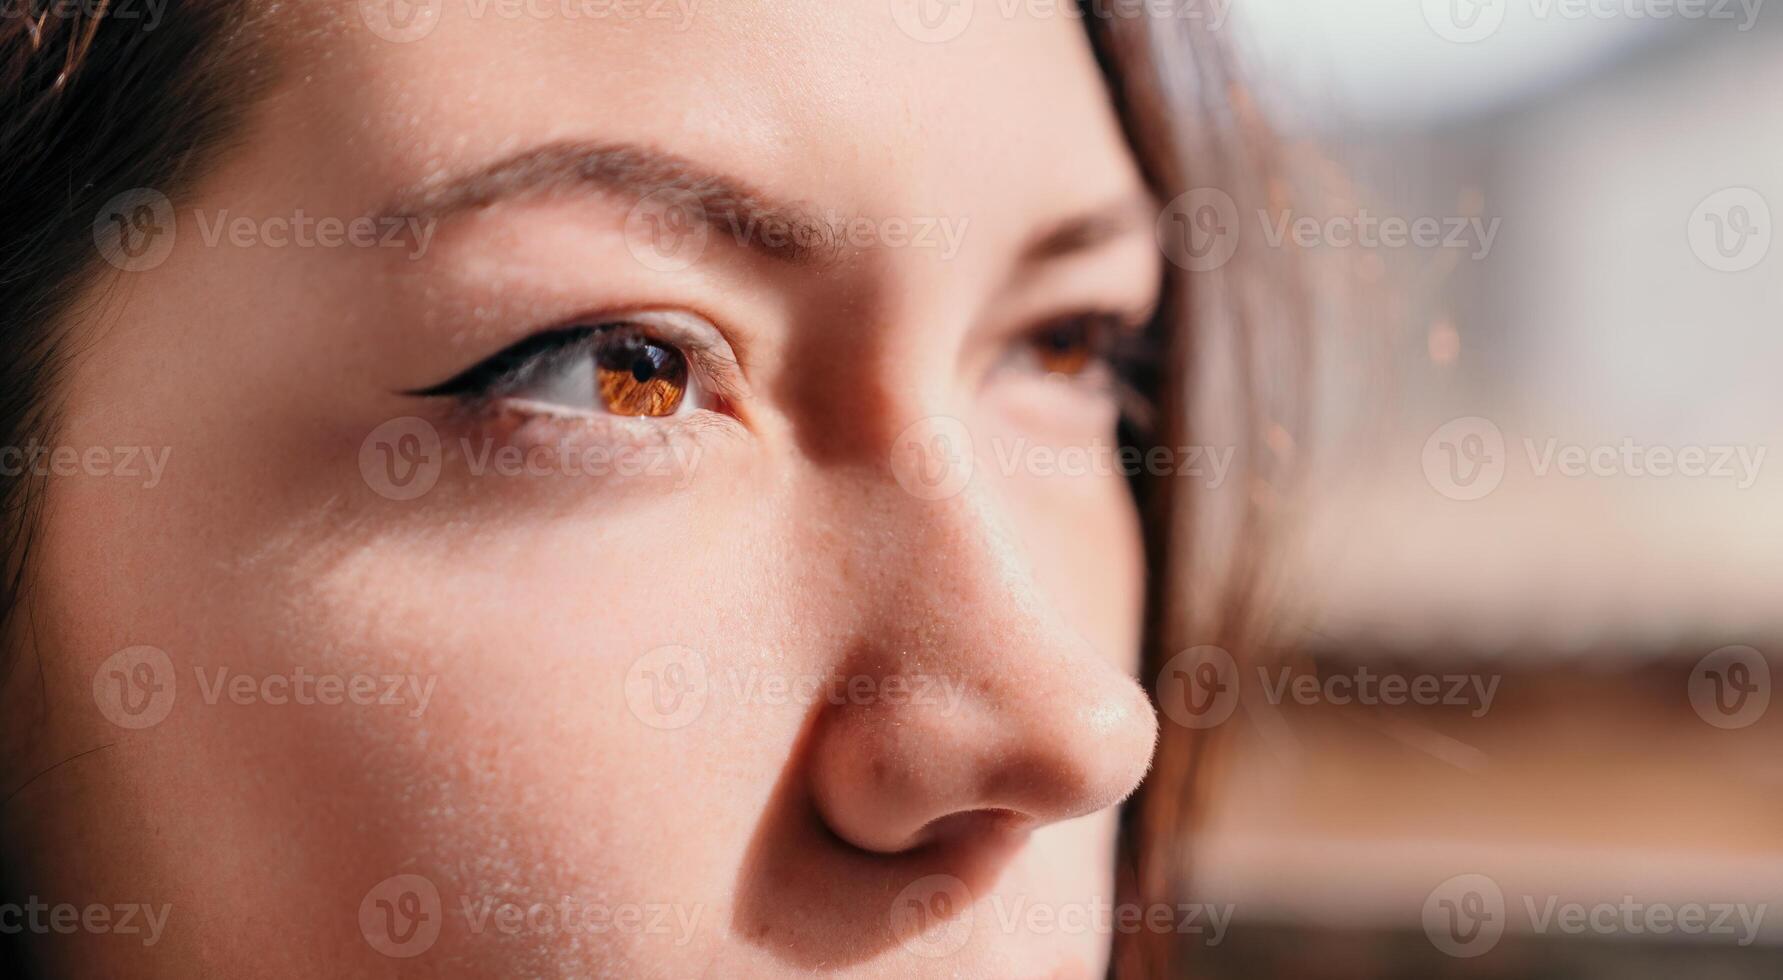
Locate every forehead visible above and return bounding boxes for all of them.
[268,0,1144,239]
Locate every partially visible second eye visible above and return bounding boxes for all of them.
[1028,316,1101,377]
[1013,312,1136,385]
[413,316,719,420]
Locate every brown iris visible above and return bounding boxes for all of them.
[594,327,690,417]
[1030,317,1100,376]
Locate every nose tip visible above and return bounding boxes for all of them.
[808,662,1159,855]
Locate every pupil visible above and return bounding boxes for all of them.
[631,352,657,383]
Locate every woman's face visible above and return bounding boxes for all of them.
[17,1,1161,975]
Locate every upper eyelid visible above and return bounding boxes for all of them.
[405,310,746,404]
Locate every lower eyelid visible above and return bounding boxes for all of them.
[481,397,735,448]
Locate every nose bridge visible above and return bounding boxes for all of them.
[803,462,1048,646]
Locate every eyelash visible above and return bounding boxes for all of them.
[414,324,630,401]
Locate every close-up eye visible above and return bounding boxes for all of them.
[409,312,732,420]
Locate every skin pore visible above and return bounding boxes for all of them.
[5,1,1164,976]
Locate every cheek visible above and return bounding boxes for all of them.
[139,469,800,964]
[292,479,793,807]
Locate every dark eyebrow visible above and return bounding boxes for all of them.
[1018,193,1158,266]
[381,140,840,265]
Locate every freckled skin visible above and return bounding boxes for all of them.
[6,1,1163,977]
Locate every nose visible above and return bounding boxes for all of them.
[804,491,1159,855]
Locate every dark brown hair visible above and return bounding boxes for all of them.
[1087,12,1307,979]
[1,8,269,971]
[0,0,267,739]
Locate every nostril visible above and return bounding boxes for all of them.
[919,808,1035,849]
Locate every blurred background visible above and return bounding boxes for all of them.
[1178,1,1783,975]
